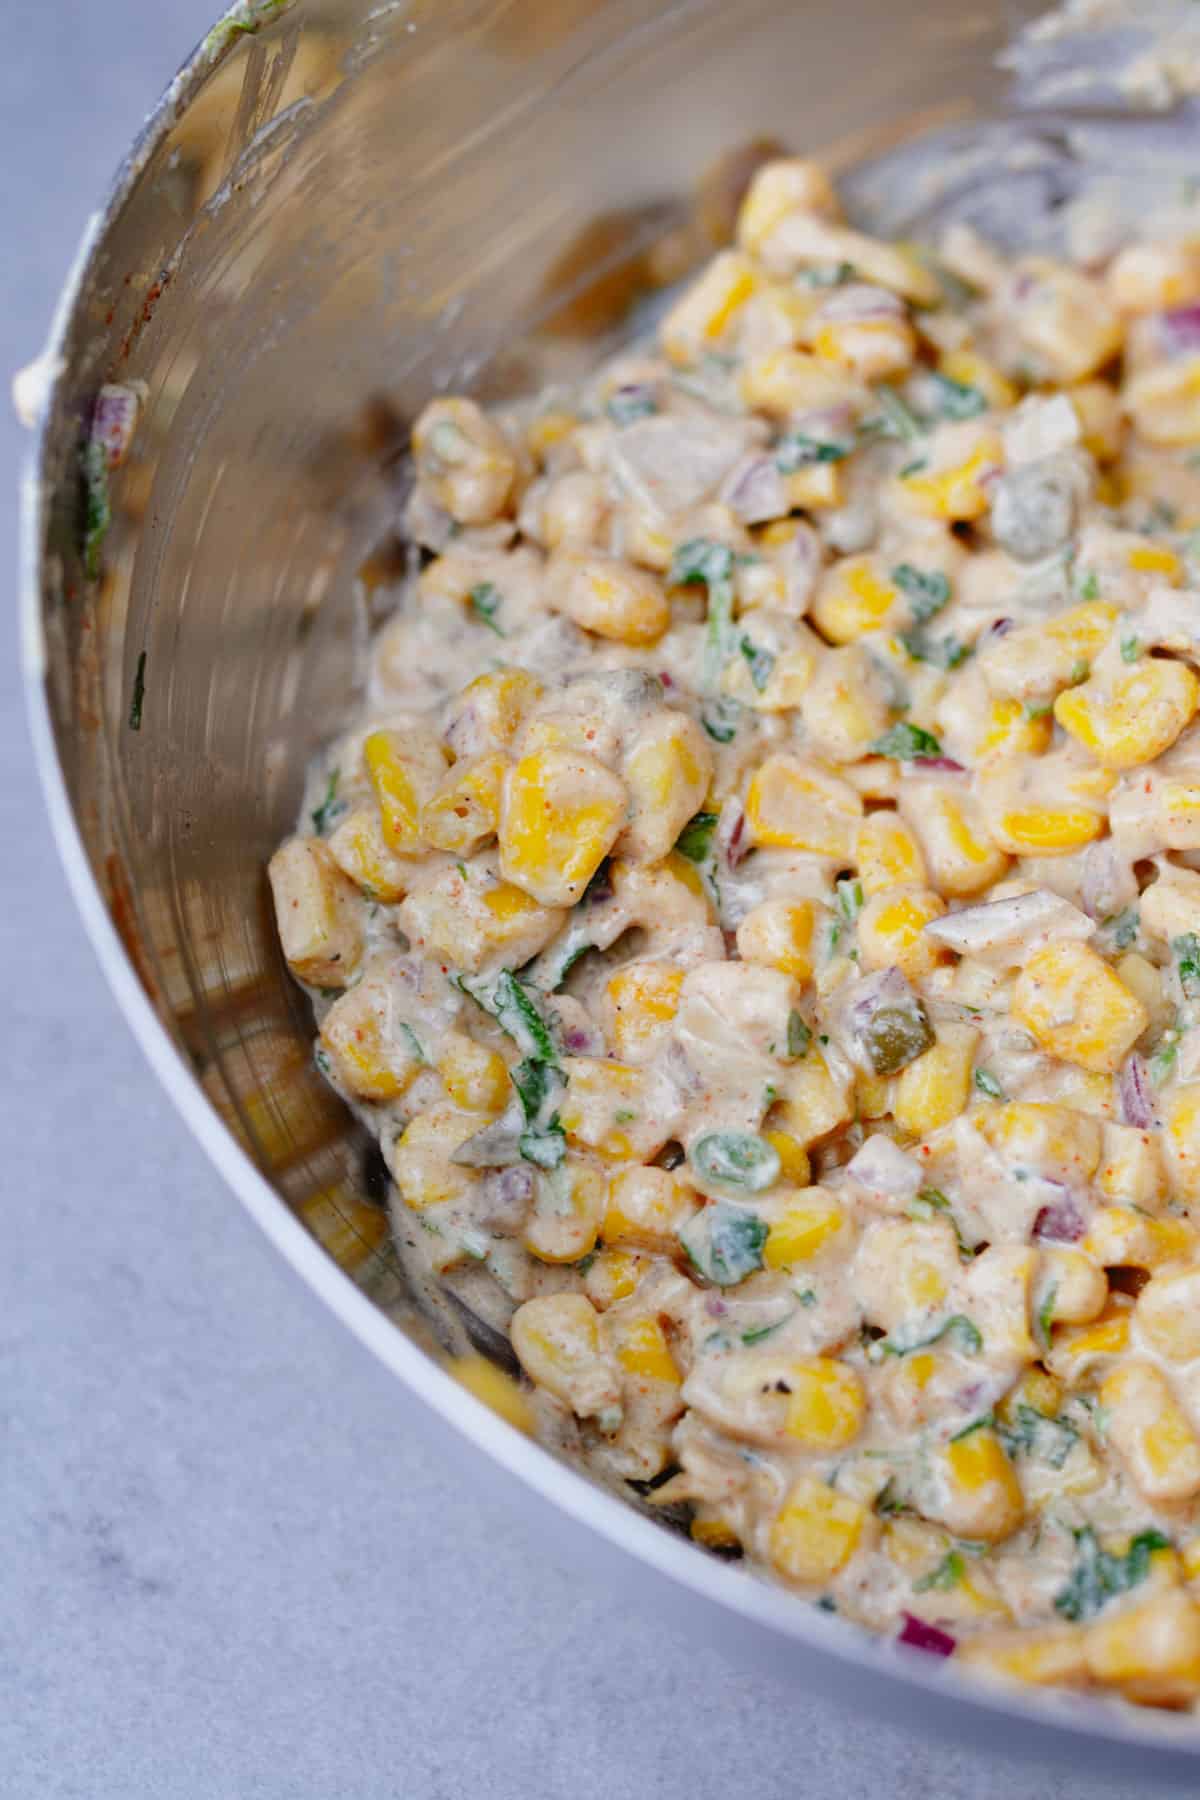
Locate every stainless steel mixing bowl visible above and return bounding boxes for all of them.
[20,0,1200,1775]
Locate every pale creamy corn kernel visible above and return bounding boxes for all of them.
[810,311,916,383]
[327,806,418,903]
[445,668,544,758]
[268,838,364,988]
[388,1105,480,1211]
[856,887,949,981]
[1101,1362,1200,1505]
[973,1103,1103,1185]
[1084,1590,1200,1707]
[524,1162,606,1265]
[526,409,577,460]
[979,602,1119,705]
[930,1427,1024,1543]
[320,982,423,1104]
[799,644,892,763]
[997,1367,1066,1426]
[1083,1206,1197,1272]
[898,783,1010,898]
[540,468,610,551]
[420,752,506,854]
[892,1022,978,1138]
[761,1188,846,1268]
[856,813,928,894]
[1036,1247,1107,1328]
[771,1052,853,1149]
[499,749,627,907]
[1011,942,1149,1075]
[739,348,860,418]
[619,713,713,863]
[1046,1306,1132,1384]
[585,1247,649,1310]
[736,158,841,256]
[603,1166,698,1253]
[959,1626,1088,1689]
[436,1030,510,1115]
[768,1476,869,1586]
[412,395,517,524]
[736,898,820,980]
[897,432,1003,523]
[1158,779,1200,850]
[1109,239,1200,314]
[1140,864,1200,947]
[1096,1124,1167,1211]
[1164,1089,1200,1204]
[745,754,862,857]
[853,1216,961,1334]
[1006,258,1123,383]
[660,250,762,366]
[810,555,899,644]
[546,552,670,647]
[1123,353,1200,446]
[940,348,1018,411]
[559,1057,662,1162]
[510,1293,622,1423]
[784,460,844,510]
[1137,1266,1200,1363]
[604,960,686,1061]
[973,697,1054,763]
[1054,659,1200,772]
[782,1358,866,1449]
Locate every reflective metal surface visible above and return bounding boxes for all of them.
[21,0,1200,1772]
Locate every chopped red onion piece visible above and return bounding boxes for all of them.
[985,616,1013,640]
[721,453,789,525]
[1158,303,1200,358]
[1032,1191,1087,1244]
[704,1294,728,1318]
[898,1614,956,1658]
[845,1133,922,1201]
[91,382,140,470]
[911,755,966,773]
[1119,1054,1156,1130]
[717,797,749,869]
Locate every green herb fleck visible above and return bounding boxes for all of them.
[679,1200,769,1287]
[797,1288,818,1308]
[741,1317,790,1345]
[606,386,658,426]
[892,564,950,622]
[1111,907,1139,950]
[691,1131,781,1194]
[1054,1527,1171,1623]
[973,1068,1004,1101]
[914,1550,965,1593]
[1037,1282,1058,1351]
[398,1023,426,1064]
[1174,933,1200,999]
[775,429,851,473]
[1023,700,1052,720]
[869,722,941,761]
[949,1412,994,1442]
[1120,633,1140,664]
[786,1010,811,1061]
[863,386,923,442]
[1068,659,1090,685]
[836,877,864,925]
[872,1312,982,1361]
[676,811,719,863]
[128,650,147,732]
[468,581,506,636]
[740,635,776,692]
[1078,569,1100,600]
[929,373,987,420]
[999,1401,1077,1470]
[311,768,342,836]
[900,628,970,671]
[701,697,741,743]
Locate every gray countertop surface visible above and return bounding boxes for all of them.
[0,5,1174,1795]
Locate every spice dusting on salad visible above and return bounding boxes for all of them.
[271,156,1200,1709]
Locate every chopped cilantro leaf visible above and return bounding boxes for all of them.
[892,564,950,622]
[869,722,942,761]
[468,581,506,636]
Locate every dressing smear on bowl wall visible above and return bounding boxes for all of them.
[266,4,1200,1712]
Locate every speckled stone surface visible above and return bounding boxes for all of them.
[0,6,1180,1795]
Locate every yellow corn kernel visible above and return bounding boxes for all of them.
[810,555,898,644]
[1124,352,1200,447]
[1084,1206,1196,1272]
[1158,779,1200,850]
[991,804,1103,856]
[326,806,418,903]
[523,1162,606,1265]
[973,1101,1103,1185]
[768,1476,868,1586]
[932,1427,1024,1543]
[1047,1306,1131,1383]
[811,313,915,382]
[447,668,544,755]
[958,1626,1088,1689]
[509,1293,620,1422]
[1184,1539,1200,1587]
[1109,238,1200,314]
[856,887,948,981]
[584,1247,648,1310]
[412,395,516,524]
[609,1314,681,1385]
[762,1132,811,1187]
[479,879,563,953]
[1011,942,1149,1075]
[621,713,713,863]
[1054,659,1200,772]
[736,898,819,980]
[437,1031,510,1115]
[1067,379,1123,463]
[388,1105,478,1211]
[603,1165,697,1252]
[854,1070,892,1120]
[893,1023,978,1139]
[421,752,506,854]
[691,1513,742,1552]
[899,784,1009,898]
[1129,542,1183,581]
[772,1053,853,1149]
[854,1218,960,1332]
[320,983,423,1103]
[363,729,444,855]
[559,1057,660,1161]
[745,754,862,857]
[267,837,364,988]
[739,348,857,419]
[1138,1266,1200,1363]
[974,697,1053,762]
[499,749,627,907]
[800,643,891,762]
[1101,1362,1200,1505]
[526,409,577,460]
[661,250,761,365]
[604,961,685,1062]
[1036,1247,1107,1328]
[981,602,1117,705]
[940,348,1018,411]
[997,1367,1065,1427]
[1009,258,1123,383]
[736,157,841,255]
[762,1189,845,1268]
[1086,1590,1200,1707]
[783,1359,865,1449]
[448,1354,534,1435]
[899,436,1002,523]
[549,552,670,647]
[856,813,927,894]
[783,460,843,510]
[1097,1123,1166,1211]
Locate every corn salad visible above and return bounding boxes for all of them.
[271,160,1200,1710]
